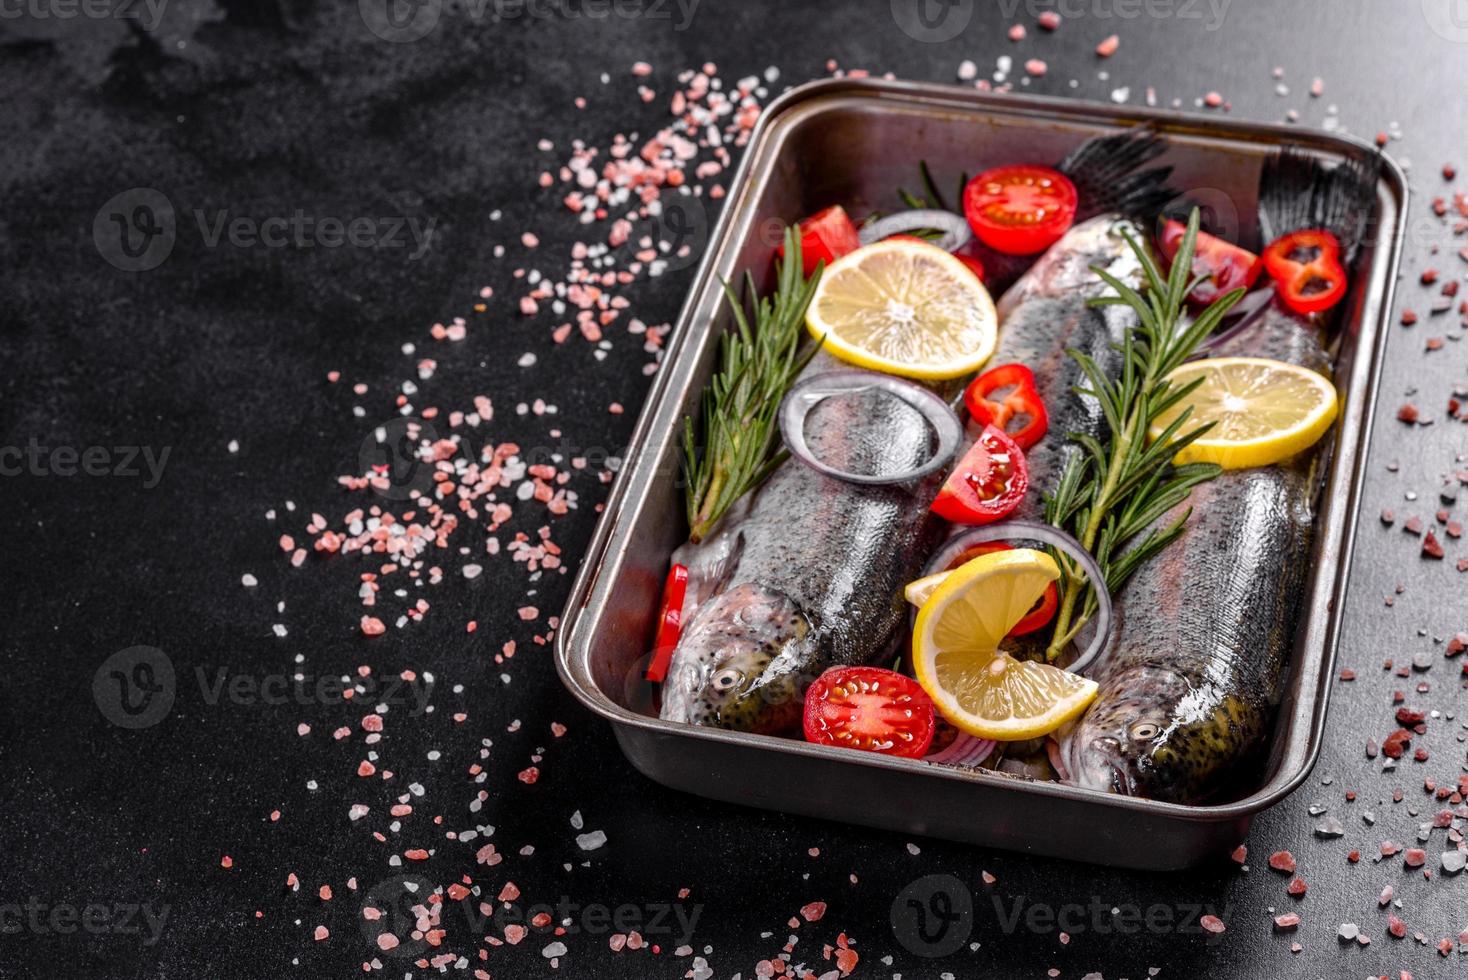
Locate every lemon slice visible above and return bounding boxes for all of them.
[1150,356,1338,470]
[806,238,997,380]
[903,570,950,608]
[911,549,1098,740]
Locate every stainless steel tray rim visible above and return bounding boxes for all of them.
[555,77,1411,861]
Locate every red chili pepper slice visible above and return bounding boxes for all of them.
[963,363,1049,450]
[963,165,1078,256]
[802,665,936,758]
[940,541,1058,636]
[1157,219,1263,306]
[929,424,1029,525]
[1261,229,1348,315]
[777,205,862,276]
[643,563,689,683]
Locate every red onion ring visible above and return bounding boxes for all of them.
[914,521,1113,676]
[859,209,973,253]
[1045,735,1072,782]
[924,732,996,768]
[779,370,963,486]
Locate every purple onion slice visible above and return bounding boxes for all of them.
[924,732,996,768]
[778,370,963,486]
[914,520,1113,677]
[859,209,973,253]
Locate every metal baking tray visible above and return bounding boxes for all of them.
[555,78,1407,870]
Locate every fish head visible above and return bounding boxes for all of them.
[658,582,813,735]
[1062,663,1193,799]
[1064,664,1264,804]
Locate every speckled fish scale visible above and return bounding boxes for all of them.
[1063,300,1332,804]
[990,214,1148,520]
[659,351,947,733]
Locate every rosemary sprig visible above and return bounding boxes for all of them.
[888,160,970,241]
[682,227,822,543]
[1042,208,1246,661]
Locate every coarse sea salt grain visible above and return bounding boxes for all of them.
[575,830,607,851]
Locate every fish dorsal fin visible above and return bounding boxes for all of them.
[1258,148,1379,261]
[1058,125,1175,220]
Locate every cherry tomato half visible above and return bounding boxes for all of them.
[963,165,1078,256]
[778,205,862,277]
[802,666,936,758]
[1261,229,1348,315]
[930,424,1029,525]
[963,363,1049,450]
[1157,219,1263,306]
[940,542,1058,636]
[643,563,689,683]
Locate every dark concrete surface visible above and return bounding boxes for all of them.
[3,1,1467,977]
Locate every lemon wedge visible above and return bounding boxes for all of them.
[911,548,1098,741]
[805,237,997,380]
[1151,356,1338,470]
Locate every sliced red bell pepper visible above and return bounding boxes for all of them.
[1261,229,1348,315]
[963,364,1048,450]
[930,424,1029,525]
[777,205,862,276]
[1158,219,1263,306]
[643,563,689,683]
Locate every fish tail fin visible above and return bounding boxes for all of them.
[1058,125,1176,219]
[1258,147,1379,259]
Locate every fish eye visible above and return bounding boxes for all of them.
[712,668,743,691]
[1129,722,1159,741]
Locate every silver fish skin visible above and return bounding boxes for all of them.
[991,215,1147,521]
[1062,298,1331,804]
[659,351,948,734]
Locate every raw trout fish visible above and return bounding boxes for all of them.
[994,214,1149,521]
[658,128,1175,736]
[1062,150,1375,804]
[968,212,1156,780]
[659,351,946,734]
